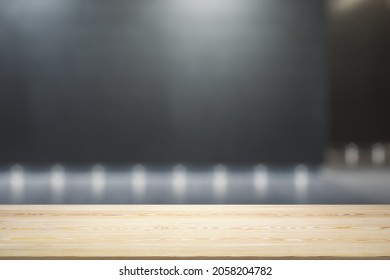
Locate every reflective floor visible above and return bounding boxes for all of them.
[0,164,389,204]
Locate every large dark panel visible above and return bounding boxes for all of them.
[330,0,390,144]
[0,0,327,164]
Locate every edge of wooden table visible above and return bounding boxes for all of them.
[1,205,389,259]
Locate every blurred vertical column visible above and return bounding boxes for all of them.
[213,165,227,202]
[10,165,25,203]
[294,165,309,203]
[91,165,106,202]
[372,143,385,166]
[172,165,187,202]
[50,164,65,203]
[132,164,146,202]
[253,164,268,202]
[345,143,359,166]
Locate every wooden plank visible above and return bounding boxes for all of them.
[0,205,389,259]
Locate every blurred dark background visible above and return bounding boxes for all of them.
[0,0,389,165]
[330,0,390,145]
[0,0,389,205]
[0,0,327,165]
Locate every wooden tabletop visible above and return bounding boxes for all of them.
[0,205,389,259]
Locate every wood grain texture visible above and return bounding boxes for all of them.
[0,205,389,259]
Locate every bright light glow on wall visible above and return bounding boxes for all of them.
[331,0,366,12]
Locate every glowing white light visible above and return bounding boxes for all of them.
[10,164,25,202]
[294,164,309,202]
[213,165,227,200]
[331,0,366,12]
[132,165,146,199]
[51,164,65,202]
[254,164,268,199]
[91,165,106,200]
[345,143,359,166]
[172,165,187,201]
[372,143,385,166]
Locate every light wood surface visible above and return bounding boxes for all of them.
[0,205,389,259]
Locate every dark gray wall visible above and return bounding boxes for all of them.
[330,0,390,144]
[0,0,328,164]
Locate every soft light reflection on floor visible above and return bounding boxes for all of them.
[0,164,389,204]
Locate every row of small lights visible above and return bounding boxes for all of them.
[4,142,388,202]
[6,164,310,203]
[344,143,388,166]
